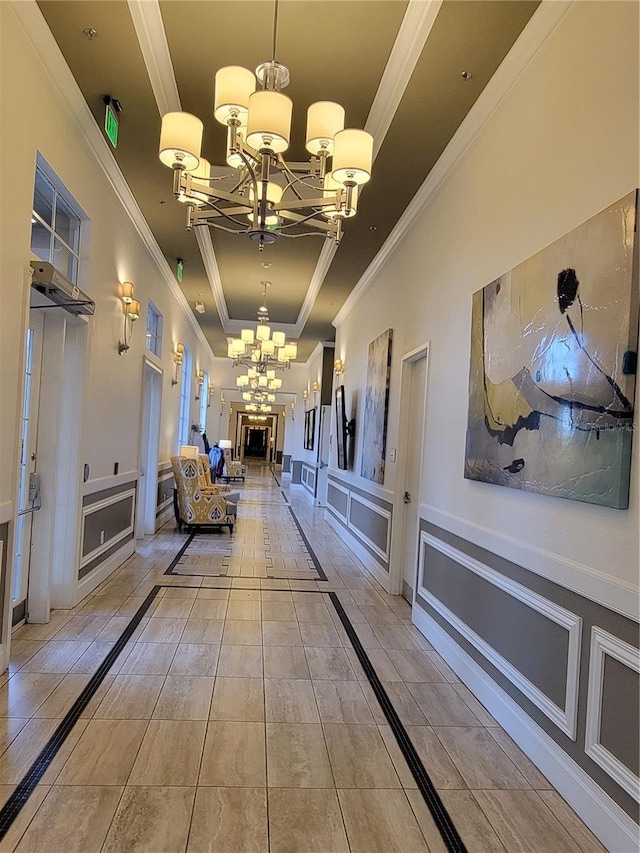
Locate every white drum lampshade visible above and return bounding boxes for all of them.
[305,101,345,155]
[246,90,293,153]
[159,112,203,171]
[214,66,255,124]
[332,129,373,186]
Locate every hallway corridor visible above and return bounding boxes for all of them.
[0,466,606,852]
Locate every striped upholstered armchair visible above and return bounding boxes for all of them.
[171,456,237,533]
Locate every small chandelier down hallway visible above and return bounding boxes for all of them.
[228,281,296,375]
[158,1,374,251]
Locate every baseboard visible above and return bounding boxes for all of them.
[75,539,135,604]
[411,605,639,853]
[325,508,390,591]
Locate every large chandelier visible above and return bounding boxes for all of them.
[158,2,373,251]
[227,281,296,372]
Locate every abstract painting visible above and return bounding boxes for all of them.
[361,328,393,484]
[465,190,638,508]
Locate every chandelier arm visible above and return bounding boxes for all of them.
[278,230,329,239]
[276,211,331,230]
[203,220,248,235]
[205,203,253,229]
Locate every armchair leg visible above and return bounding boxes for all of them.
[229,524,234,534]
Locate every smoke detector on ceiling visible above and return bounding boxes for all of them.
[195,301,205,314]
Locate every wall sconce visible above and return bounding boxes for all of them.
[311,381,320,398]
[118,282,140,355]
[290,401,295,421]
[195,369,204,400]
[334,359,344,375]
[220,394,227,416]
[207,383,214,408]
[171,343,184,386]
[302,388,309,401]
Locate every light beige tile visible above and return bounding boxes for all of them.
[263,647,310,679]
[312,680,374,724]
[305,647,356,681]
[487,728,552,788]
[217,645,264,678]
[98,616,144,643]
[153,596,195,619]
[338,788,430,853]
[426,652,460,683]
[261,601,297,621]
[20,641,91,674]
[0,718,30,754]
[294,603,332,623]
[187,787,268,853]
[347,648,402,682]
[210,677,264,722]
[261,591,293,602]
[0,717,88,785]
[323,724,400,788]
[191,598,228,620]
[168,643,220,676]
[266,723,333,788]
[453,683,498,726]
[227,599,261,620]
[262,621,302,646]
[405,725,467,789]
[472,790,582,853]
[404,789,449,853]
[101,785,195,853]
[0,784,50,853]
[94,675,165,719]
[118,642,178,675]
[222,620,262,645]
[153,676,214,720]
[536,791,607,853]
[372,624,420,651]
[14,785,124,853]
[34,673,114,719]
[268,788,349,853]
[440,790,507,851]
[8,640,45,673]
[434,727,530,789]
[128,719,206,785]
[181,618,224,644]
[138,617,186,644]
[386,648,447,682]
[299,622,344,648]
[55,719,148,785]
[50,614,112,642]
[265,679,319,723]
[407,683,482,726]
[366,682,427,725]
[0,673,64,719]
[70,642,122,675]
[200,721,266,786]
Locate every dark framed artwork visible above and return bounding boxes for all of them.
[361,328,393,484]
[304,407,316,451]
[465,190,638,509]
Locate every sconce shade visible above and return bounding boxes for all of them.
[332,129,373,186]
[303,389,308,400]
[159,112,203,171]
[246,90,292,153]
[214,66,255,124]
[311,381,320,392]
[127,299,141,320]
[121,282,135,303]
[305,101,345,156]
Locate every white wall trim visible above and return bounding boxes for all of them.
[327,480,349,525]
[0,502,13,526]
[418,531,582,739]
[126,0,181,115]
[81,470,139,497]
[585,627,640,803]
[420,502,640,621]
[349,494,392,564]
[412,605,639,853]
[327,469,394,504]
[8,1,215,360]
[333,0,574,327]
[76,538,135,603]
[325,506,390,591]
[79,488,136,569]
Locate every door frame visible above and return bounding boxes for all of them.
[389,342,430,597]
[136,357,163,538]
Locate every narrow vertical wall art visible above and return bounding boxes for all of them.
[361,328,393,484]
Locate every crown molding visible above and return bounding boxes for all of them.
[8,1,215,359]
[333,0,574,328]
[127,0,180,114]
[194,226,229,326]
[366,0,442,158]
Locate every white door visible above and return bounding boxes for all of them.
[398,349,428,602]
[13,312,45,626]
[136,360,163,538]
[314,404,331,506]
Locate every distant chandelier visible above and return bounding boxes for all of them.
[228,281,296,372]
[158,1,373,250]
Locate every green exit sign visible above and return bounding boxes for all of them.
[176,259,184,282]
[104,102,119,148]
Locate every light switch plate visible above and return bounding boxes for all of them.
[389,448,397,462]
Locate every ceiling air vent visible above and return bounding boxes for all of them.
[30,262,95,316]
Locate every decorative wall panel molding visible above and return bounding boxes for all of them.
[418,531,582,738]
[80,488,135,571]
[585,627,640,802]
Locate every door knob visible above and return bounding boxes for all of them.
[403,491,411,504]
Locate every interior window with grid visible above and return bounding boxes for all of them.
[146,300,163,357]
[30,166,81,284]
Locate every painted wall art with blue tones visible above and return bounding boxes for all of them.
[361,328,393,485]
[465,190,638,509]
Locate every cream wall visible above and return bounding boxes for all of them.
[334,1,639,612]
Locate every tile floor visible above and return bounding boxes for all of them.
[0,465,607,852]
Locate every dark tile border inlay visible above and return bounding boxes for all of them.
[328,592,469,853]
[163,530,197,575]
[0,585,162,840]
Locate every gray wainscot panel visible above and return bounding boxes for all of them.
[282,454,291,474]
[326,475,392,570]
[80,480,136,581]
[157,465,174,517]
[82,495,134,557]
[327,483,348,518]
[349,497,389,559]
[291,460,302,484]
[414,518,640,821]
